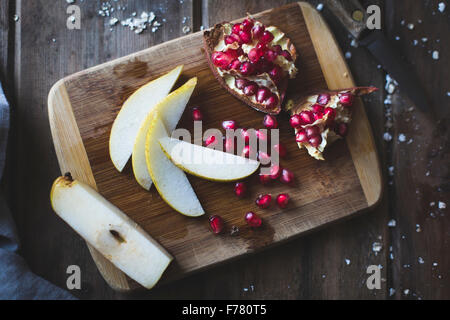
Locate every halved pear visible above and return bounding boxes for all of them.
[109,65,183,172]
[50,175,172,289]
[145,111,204,217]
[159,137,260,181]
[132,78,197,190]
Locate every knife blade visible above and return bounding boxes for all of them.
[322,0,430,114]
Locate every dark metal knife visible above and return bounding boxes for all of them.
[322,0,430,114]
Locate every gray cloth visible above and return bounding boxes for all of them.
[0,82,75,300]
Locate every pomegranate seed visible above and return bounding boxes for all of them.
[295,130,308,143]
[238,30,252,44]
[269,65,283,83]
[240,61,255,76]
[226,49,239,59]
[259,174,272,185]
[305,126,320,138]
[270,164,281,180]
[272,45,282,54]
[204,135,217,147]
[222,120,237,130]
[257,151,271,163]
[248,48,264,63]
[290,114,302,128]
[229,59,241,70]
[311,104,324,114]
[263,114,278,129]
[317,93,330,106]
[235,78,248,90]
[212,51,233,69]
[280,168,295,185]
[324,107,336,121]
[309,135,322,148]
[256,87,271,103]
[276,193,290,208]
[281,50,292,61]
[243,82,258,96]
[339,93,354,107]
[232,23,241,34]
[274,143,287,158]
[314,112,324,121]
[255,129,268,141]
[225,34,240,45]
[260,31,274,44]
[223,137,234,153]
[337,123,349,137]
[242,145,251,158]
[252,24,265,39]
[192,107,203,121]
[242,18,254,32]
[299,110,314,125]
[234,182,247,198]
[209,215,224,234]
[245,211,262,228]
[265,95,279,109]
[265,50,277,62]
[256,194,272,209]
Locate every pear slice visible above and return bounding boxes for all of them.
[50,175,172,289]
[132,78,197,190]
[145,111,204,217]
[159,137,260,181]
[109,65,183,172]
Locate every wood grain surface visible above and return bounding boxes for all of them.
[49,2,380,291]
[1,0,448,299]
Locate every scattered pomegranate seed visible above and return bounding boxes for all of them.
[265,95,279,109]
[270,164,281,180]
[232,23,241,34]
[245,211,262,227]
[280,168,295,185]
[257,151,271,163]
[295,130,308,143]
[281,50,292,61]
[324,107,336,121]
[240,61,255,76]
[256,194,272,209]
[229,59,241,70]
[252,24,265,39]
[243,82,258,96]
[260,31,274,44]
[212,51,233,69]
[255,129,268,141]
[242,145,252,158]
[234,182,247,198]
[235,78,248,90]
[317,93,330,106]
[339,93,354,107]
[299,110,314,125]
[276,193,290,208]
[238,30,252,44]
[305,126,320,138]
[222,120,237,130]
[259,173,272,185]
[309,135,322,148]
[192,107,203,121]
[337,123,349,137]
[273,143,287,158]
[290,114,302,128]
[263,114,278,129]
[209,215,224,234]
[204,135,217,147]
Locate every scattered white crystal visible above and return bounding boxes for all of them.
[390,253,394,260]
[13,14,19,22]
[400,20,405,26]
[398,133,406,142]
[243,287,248,292]
[109,17,119,26]
[404,289,410,295]
[413,39,418,46]
[66,0,75,3]
[432,51,439,60]
[407,138,413,144]
[425,170,430,176]
[418,257,424,264]
[182,26,191,34]
[372,242,382,255]
[433,262,438,267]
[430,212,436,218]
[421,37,428,43]
[316,3,324,11]
[407,23,414,30]
[345,51,352,59]
[388,219,396,227]
[438,201,446,209]
[430,201,436,207]
[383,132,393,142]
[345,259,351,265]
[403,264,411,268]
[322,274,326,279]
[350,39,358,48]
[416,224,421,232]
[395,36,400,41]
[438,2,446,12]
[389,288,396,296]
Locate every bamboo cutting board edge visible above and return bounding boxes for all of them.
[47,2,382,292]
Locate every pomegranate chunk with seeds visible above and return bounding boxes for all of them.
[209,215,224,234]
[245,212,262,228]
[256,194,272,209]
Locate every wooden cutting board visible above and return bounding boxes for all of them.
[48,2,382,292]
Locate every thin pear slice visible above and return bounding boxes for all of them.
[145,111,204,217]
[109,65,183,172]
[159,137,260,181]
[50,175,172,289]
[132,78,197,190]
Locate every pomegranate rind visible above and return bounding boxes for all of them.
[203,21,298,115]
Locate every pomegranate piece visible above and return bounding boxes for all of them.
[309,135,322,148]
[209,215,224,234]
[238,30,252,44]
[192,107,203,121]
[243,82,258,96]
[305,125,320,138]
[290,114,302,128]
[337,123,349,137]
[252,24,265,39]
[234,182,247,198]
[273,143,287,158]
[269,164,281,180]
[276,193,290,208]
[259,173,272,185]
[245,211,262,227]
[232,23,241,34]
[204,135,217,147]
[295,130,308,143]
[317,93,330,106]
[339,92,354,107]
[235,78,248,90]
[280,168,295,185]
[260,31,274,44]
[281,50,292,61]
[264,95,279,109]
[212,51,233,69]
[256,194,272,209]
[240,61,255,76]
[263,114,278,129]
[222,120,237,130]
[299,110,314,125]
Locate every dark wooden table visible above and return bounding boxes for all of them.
[0,0,448,300]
